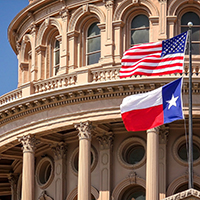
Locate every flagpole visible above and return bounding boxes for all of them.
[188,21,193,189]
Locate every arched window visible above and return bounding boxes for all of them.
[175,183,200,194]
[120,185,146,200]
[86,22,101,65]
[54,39,60,75]
[181,12,200,55]
[131,14,149,46]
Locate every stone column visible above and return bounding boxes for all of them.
[75,122,92,200]
[8,174,17,200]
[97,134,114,200]
[146,128,159,200]
[19,135,37,200]
[52,142,67,200]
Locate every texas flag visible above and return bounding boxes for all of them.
[120,78,183,132]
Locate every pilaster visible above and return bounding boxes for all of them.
[97,134,114,200]
[167,16,177,38]
[35,45,46,80]
[19,134,38,200]
[146,127,159,200]
[158,0,167,40]
[67,31,79,72]
[113,21,124,63]
[52,142,68,200]
[100,0,114,65]
[75,121,92,200]
[58,6,69,74]
[8,174,18,200]
[30,22,38,81]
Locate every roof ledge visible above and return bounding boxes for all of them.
[162,189,200,200]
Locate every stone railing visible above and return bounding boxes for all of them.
[91,67,120,82]
[0,88,22,106]
[1,64,200,106]
[33,74,77,94]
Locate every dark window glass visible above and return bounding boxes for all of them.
[175,183,200,193]
[181,12,200,55]
[178,143,200,161]
[121,186,146,200]
[54,39,60,75]
[124,145,145,165]
[131,14,149,46]
[87,22,101,65]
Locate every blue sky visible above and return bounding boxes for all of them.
[0,1,28,96]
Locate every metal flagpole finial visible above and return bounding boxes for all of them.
[188,22,193,28]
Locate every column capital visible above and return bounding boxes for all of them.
[146,127,160,134]
[8,174,17,189]
[75,121,92,140]
[159,125,169,144]
[18,134,38,153]
[52,142,68,160]
[97,134,114,150]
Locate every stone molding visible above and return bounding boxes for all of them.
[162,188,200,200]
[18,134,38,153]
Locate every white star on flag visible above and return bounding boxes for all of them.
[166,94,179,109]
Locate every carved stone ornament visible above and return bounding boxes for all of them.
[162,188,200,200]
[59,6,69,18]
[105,0,113,8]
[128,171,137,185]
[75,121,92,140]
[132,0,139,4]
[52,142,67,160]
[97,134,114,150]
[38,191,54,200]
[18,134,38,153]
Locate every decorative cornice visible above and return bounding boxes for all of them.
[0,78,199,126]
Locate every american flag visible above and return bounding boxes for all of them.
[120,32,188,78]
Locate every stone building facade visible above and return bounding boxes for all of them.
[0,0,200,200]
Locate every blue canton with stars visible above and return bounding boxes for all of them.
[161,32,188,57]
